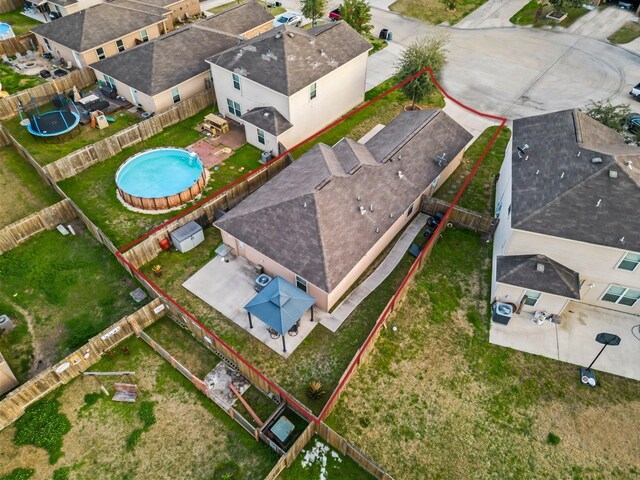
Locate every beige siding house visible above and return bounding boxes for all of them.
[90,2,273,113]
[32,2,169,69]
[206,21,371,156]
[37,0,198,19]
[216,110,472,311]
[490,109,640,379]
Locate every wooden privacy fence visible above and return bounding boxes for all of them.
[43,89,216,182]
[0,299,164,430]
[263,422,317,480]
[421,196,498,234]
[0,199,75,254]
[317,423,394,480]
[0,33,36,57]
[0,68,97,120]
[123,153,291,268]
[0,0,21,13]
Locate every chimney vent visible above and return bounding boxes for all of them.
[536,263,545,273]
[591,157,602,164]
[609,170,618,179]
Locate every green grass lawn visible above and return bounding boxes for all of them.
[364,33,387,55]
[435,126,511,215]
[0,146,60,228]
[325,227,640,479]
[608,21,640,44]
[209,0,285,15]
[59,113,260,248]
[0,9,42,36]
[0,64,46,96]
[510,0,590,27]
[389,0,487,25]
[3,107,139,166]
[0,229,142,384]
[0,333,279,479]
[291,79,444,159]
[280,436,375,479]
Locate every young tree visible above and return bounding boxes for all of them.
[585,100,631,132]
[301,0,327,26]
[394,36,448,109]
[341,0,373,35]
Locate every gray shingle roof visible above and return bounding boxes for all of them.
[497,254,581,299]
[241,106,293,136]
[511,109,640,252]
[32,3,165,52]
[216,110,472,292]
[206,21,371,96]
[198,1,273,36]
[110,0,169,16]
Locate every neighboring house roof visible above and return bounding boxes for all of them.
[48,0,78,7]
[244,276,316,335]
[206,21,371,96]
[198,1,273,36]
[242,106,293,136]
[92,26,236,96]
[31,3,165,51]
[511,109,640,252]
[497,254,581,300]
[110,0,169,16]
[216,110,472,292]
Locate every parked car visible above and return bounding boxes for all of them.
[626,113,640,134]
[630,82,640,100]
[329,8,341,20]
[273,12,302,27]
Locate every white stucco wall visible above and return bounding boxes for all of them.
[491,135,513,299]
[494,283,570,316]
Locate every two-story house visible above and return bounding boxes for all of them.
[31,1,169,69]
[90,2,273,113]
[491,109,640,380]
[206,21,371,155]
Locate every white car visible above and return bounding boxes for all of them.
[273,12,302,27]
[630,82,640,100]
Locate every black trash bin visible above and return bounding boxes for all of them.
[379,28,388,40]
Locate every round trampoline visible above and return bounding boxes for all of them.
[27,110,80,137]
[116,148,207,212]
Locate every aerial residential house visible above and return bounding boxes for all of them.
[206,22,371,155]
[90,2,274,113]
[28,0,198,20]
[215,110,472,311]
[491,109,640,379]
[31,2,169,69]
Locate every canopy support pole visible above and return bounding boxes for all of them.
[310,306,314,322]
[281,335,286,352]
[247,312,253,329]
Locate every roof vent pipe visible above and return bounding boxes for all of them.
[359,206,366,215]
[609,170,618,179]
[397,170,404,179]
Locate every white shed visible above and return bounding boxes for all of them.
[170,221,204,253]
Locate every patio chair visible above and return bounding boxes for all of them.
[15,52,24,63]
[1,54,11,64]
[287,321,300,337]
[26,50,36,60]
[268,327,280,339]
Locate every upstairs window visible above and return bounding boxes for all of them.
[232,73,241,90]
[96,47,106,60]
[171,87,180,103]
[140,29,149,42]
[617,252,640,272]
[226,98,241,116]
[116,39,125,52]
[310,82,317,100]
[602,285,640,307]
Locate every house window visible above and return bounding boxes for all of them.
[43,38,52,52]
[495,201,503,217]
[55,5,61,14]
[171,87,181,103]
[226,98,241,116]
[309,82,317,100]
[602,285,640,307]
[140,29,149,42]
[296,276,307,292]
[406,204,414,217]
[508,204,512,217]
[232,73,241,91]
[523,290,541,307]
[617,252,640,272]
[96,47,106,60]
[116,39,125,52]
[257,128,265,145]
[104,75,117,90]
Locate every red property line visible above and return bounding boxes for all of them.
[118,67,431,254]
[317,69,507,421]
[116,68,507,426]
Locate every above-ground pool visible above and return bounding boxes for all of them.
[0,23,15,41]
[116,148,207,211]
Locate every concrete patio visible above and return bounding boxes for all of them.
[182,255,336,358]
[490,301,640,381]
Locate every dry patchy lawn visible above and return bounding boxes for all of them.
[325,230,640,479]
[389,0,487,25]
[0,333,278,479]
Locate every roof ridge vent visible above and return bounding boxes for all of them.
[287,31,295,38]
[516,144,529,158]
[275,32,282,39]
[536,263,545,273]
[609,169,618,179]
[591,157,602,164]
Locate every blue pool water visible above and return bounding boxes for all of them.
[0,23,11,36]
[116,148,204,198]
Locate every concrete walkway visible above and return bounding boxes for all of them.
[564,6,634,39]
[454,0,529,30]
[322,213,428,332]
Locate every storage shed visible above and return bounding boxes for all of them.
[170,221,204,253]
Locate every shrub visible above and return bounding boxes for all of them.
[307,381,324,400]
[0,468,35,480]
[53,467,70,480]
[14,398,71,464]
[547,432,561,445]
[212,462,240,480]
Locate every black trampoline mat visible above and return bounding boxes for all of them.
[33,110,78,134]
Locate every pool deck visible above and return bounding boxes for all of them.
[187,121,246,168]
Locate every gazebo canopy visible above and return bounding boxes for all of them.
[244,276,316,335]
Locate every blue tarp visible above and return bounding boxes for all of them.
[244,276,316,335]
